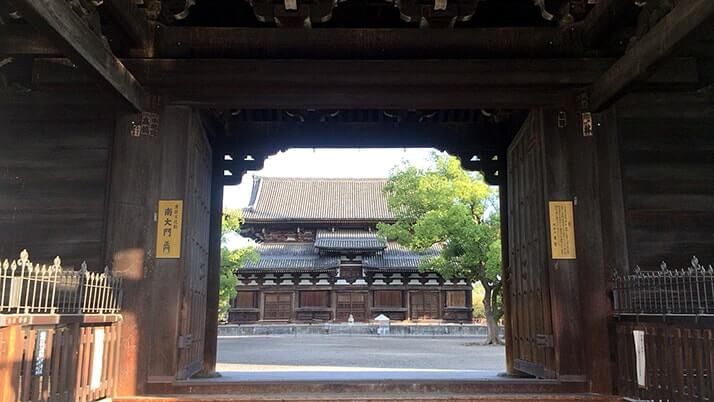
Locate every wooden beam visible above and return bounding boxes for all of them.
[587,0,714,111]
[11,0,150,111]
[580,0,634,48]
[156,27,584,59]
[222,121,493,150]
[99,0,154,49]
[31,56,698,109]
[0,25,59,56]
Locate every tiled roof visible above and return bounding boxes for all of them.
[240,243,339,272]
[243,177,396,222]
[363,243,441,271]
[239,242,440,273]
[314,229,386,251]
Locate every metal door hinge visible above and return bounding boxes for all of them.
[178,334,193,349]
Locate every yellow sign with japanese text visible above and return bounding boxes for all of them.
[548,201,576,260]
[156,200,183,259]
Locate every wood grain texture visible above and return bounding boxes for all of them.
[617,93,714,269]
[0,96,114,269]
[11,0,149,111]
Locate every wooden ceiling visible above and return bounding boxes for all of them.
[0,0,712,185]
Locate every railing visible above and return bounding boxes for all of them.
[0,316,122,402]
[1,250,122,315]
[0,250,123,402]
[612,257,714,316]
[616,321,713,402]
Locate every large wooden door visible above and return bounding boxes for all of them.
[264,293,292,320]
[336,292,367,321]
[176,117,212,380]
[409,291,440,320]
[507,111,556,378]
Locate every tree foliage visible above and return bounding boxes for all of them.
[378,155,504,343]
[219,209,258,320]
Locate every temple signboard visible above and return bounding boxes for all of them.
[156,200,183,259]
[548,201,576,260]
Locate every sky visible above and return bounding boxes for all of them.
[223,148,444,210]
[222,148,444,247]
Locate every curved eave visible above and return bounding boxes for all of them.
[236,267,338,274]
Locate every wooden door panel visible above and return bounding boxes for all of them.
[264,293,292,320]
[410,291,439,320]
[507,110,555,378]
[336,292,367,321]
[176,117,212,380]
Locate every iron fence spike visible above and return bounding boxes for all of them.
[19,249,29,263]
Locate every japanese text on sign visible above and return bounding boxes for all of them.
[548,201,576,259]
[156,200,183,258]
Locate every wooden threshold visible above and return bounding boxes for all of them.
[144,377,590,395]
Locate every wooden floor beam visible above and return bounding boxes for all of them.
[0,25,59,56]
[11,0,150,111]
[156,27,584,59]
[587,0,714,111]
[30,57,698,110]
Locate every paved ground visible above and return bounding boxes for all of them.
[216,336,506,381]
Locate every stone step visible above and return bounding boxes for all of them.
[117,393,623,402]
[145,378,589,395]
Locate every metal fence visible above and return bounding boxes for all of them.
[613,257,714,316]
[1,250,122,315]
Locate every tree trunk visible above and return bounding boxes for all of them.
[482,284,503,345]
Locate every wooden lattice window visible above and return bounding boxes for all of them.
[374,290,403,307]
[446,290,467,307]
[300,291,330,307]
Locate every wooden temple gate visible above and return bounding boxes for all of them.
[1,0,714,400]
[507,111,556,379]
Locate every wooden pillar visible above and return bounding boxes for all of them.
[594,107,629,274]
[147,105,212,382]
[498,182,515,374]
[568,107,617,393]
[330,289,337,321]
[202,144,224,374]
[105,113,162,396]
[147,106,191,383]
[541,108,586,380]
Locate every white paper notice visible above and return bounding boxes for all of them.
[633,329,646,388]
[91,328,105,390]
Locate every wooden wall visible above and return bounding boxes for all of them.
[616,92,714,269]
[0,92,118,268]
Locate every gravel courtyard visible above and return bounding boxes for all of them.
[216,336,506,381]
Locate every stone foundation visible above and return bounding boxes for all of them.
[218,323,503,337]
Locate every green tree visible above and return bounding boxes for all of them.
[378,155,503,344]
[219,209,258,320]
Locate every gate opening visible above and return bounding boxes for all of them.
[216,148,507,381]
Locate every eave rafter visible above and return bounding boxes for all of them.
[97,0,154,50]
[586,0,714,111]
[10,0,151,111]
